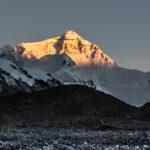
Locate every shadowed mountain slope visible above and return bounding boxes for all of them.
[0,85,149,130]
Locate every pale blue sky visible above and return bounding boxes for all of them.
[0,0,150,71]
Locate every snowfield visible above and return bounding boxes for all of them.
[0,58,34,86]
[25,68,52,82]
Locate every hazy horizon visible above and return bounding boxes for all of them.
[0,0,150,71]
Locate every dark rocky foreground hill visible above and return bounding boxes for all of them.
[0,85,149,130]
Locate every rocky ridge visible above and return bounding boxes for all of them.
[14,31,117,66]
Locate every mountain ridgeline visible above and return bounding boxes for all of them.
[0,30,149,106]
[0,85,149,130]
[14,31,117,66]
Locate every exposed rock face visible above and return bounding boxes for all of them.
[14,31,117,66]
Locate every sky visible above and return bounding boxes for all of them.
[0,0,149,71]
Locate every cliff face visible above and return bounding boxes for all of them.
[14,31,117,66]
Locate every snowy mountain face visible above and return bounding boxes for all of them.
[14,31,117,66]
[0,53,61,95]
[11,30,118,90]
[0,30,149,106]
[64,66,150,106]
[0,45,18,64]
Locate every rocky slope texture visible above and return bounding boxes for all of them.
[14,30,117,66]
[0,129,149,150]
[141,101,150,120]
[0,85,149,130]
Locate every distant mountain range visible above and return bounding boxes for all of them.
[0,31,150,106]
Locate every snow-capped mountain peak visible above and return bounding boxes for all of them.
[62,30,81,40]
[14,30,117,66]
[0,31,149,106]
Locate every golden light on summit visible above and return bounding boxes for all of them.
[14,31,117,66]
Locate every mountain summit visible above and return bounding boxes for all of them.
[0,31,150,106]
[63,30,81,40]
[14,31,117,66]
